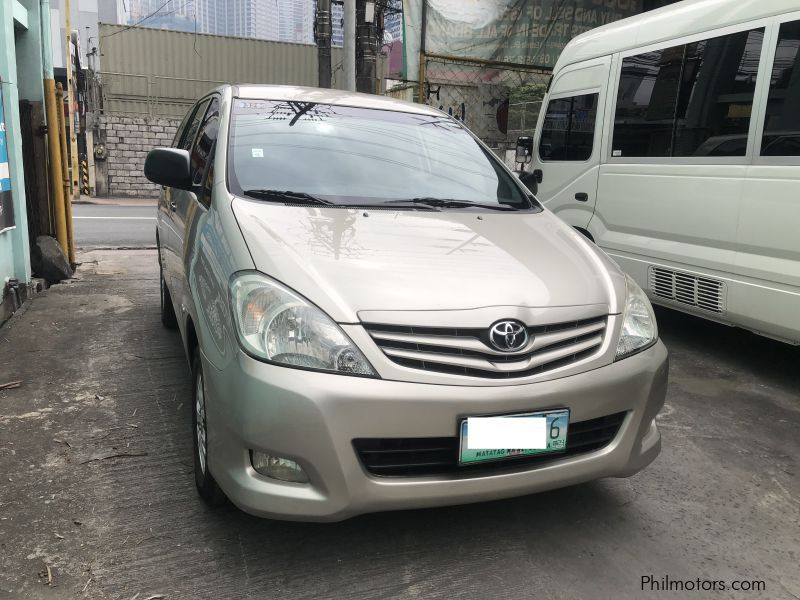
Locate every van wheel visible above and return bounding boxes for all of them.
[159,251,178,329]
[192,350,226,506]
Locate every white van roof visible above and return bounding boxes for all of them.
[555,0,800,69]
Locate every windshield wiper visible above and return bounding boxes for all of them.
[242,189,334,205]
[383,197,519,211]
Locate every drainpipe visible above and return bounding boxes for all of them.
[40,0,69,255]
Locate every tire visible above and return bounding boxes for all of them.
[192,350,226,506]
[159,249,178,329]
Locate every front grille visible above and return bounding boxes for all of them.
[649,266,725,314]
[363,317,607,378]
[353,412,626,477]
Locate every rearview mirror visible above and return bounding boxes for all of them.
[144,148,192,190]
[515,136,533,165]
[518,170,538,195]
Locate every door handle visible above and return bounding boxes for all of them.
[170,201,177,212]
[575,192,589,202]
[533,169,543,184]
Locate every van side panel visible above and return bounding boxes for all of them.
[591,163,745,275]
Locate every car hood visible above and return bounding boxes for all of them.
[231,198,625,323]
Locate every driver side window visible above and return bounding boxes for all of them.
[190,97,220,208]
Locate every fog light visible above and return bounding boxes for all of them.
[251,451,309,483]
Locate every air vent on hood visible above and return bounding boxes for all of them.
[648,266,725,314]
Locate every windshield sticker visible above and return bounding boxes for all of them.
[251,148,264,158]
[612,149,622,157]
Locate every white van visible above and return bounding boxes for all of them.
[527,0,800,344]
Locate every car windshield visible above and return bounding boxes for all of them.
[227,99,535,210]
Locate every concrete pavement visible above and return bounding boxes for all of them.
[0,249,798,599]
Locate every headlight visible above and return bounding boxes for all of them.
[615,274,657,360]
[229,272,377,376]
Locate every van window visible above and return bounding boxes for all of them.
[613,47,681,157]
[538,93,598,161]
[762,20,800,156]
[613,28,764,158]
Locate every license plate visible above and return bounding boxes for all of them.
[458,409,569,465]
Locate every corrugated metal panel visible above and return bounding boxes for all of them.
[98,23,368,116]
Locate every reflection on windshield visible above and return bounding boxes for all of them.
[227,100,535,210]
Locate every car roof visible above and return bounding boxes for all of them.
[231,84,444,117]
[555,0,800,70]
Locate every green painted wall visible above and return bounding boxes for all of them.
[16,0,45,103]
[0,0,33,288]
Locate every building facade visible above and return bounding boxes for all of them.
[1,0,45,321]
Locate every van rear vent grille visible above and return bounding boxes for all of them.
[648,267,725,314]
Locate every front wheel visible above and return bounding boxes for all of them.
[192,350,226,506]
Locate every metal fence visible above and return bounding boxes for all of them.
[98,71,228,118]
[94,24,386,118]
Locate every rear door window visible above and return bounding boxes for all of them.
[761,20,800,156]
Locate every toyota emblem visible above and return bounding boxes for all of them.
[489,320,528,352]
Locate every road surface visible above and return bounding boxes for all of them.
[72,203,157,248]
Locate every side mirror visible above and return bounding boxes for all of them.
[515,136,533,165]
[518,170,538,195]
[144,148,192,190]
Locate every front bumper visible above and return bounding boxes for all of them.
[202,341,668,522]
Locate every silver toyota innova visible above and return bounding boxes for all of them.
[144,85,668,522]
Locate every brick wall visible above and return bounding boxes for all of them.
[97,114,181,198]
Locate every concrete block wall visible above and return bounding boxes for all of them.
[97,114,180,198]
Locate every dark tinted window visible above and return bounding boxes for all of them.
[172,109,193,147]
[538,93,598,161]
[179,99,209,151]
[613,28,764,158]
[673,29,763,156]
[762,20,800,156]
[190,97,220,186]
[613,47,683,157]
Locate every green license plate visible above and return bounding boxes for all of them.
[458,409,570,465]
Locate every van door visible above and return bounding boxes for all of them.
[531,56,611,229]
[737,15,800,342]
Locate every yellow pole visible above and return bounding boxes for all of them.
[64,0,80,200]
[43,80,68,254]
[55,84,75,264]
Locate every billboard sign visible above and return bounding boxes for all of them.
[0,85,15,234]
[403,0,642,78]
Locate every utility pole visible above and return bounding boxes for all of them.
[316,0,332,88]
[344,0,356,91]
[40,0,69,255]
[418,0,427,103]
[355,0,377,94]
[64,0,79,200]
